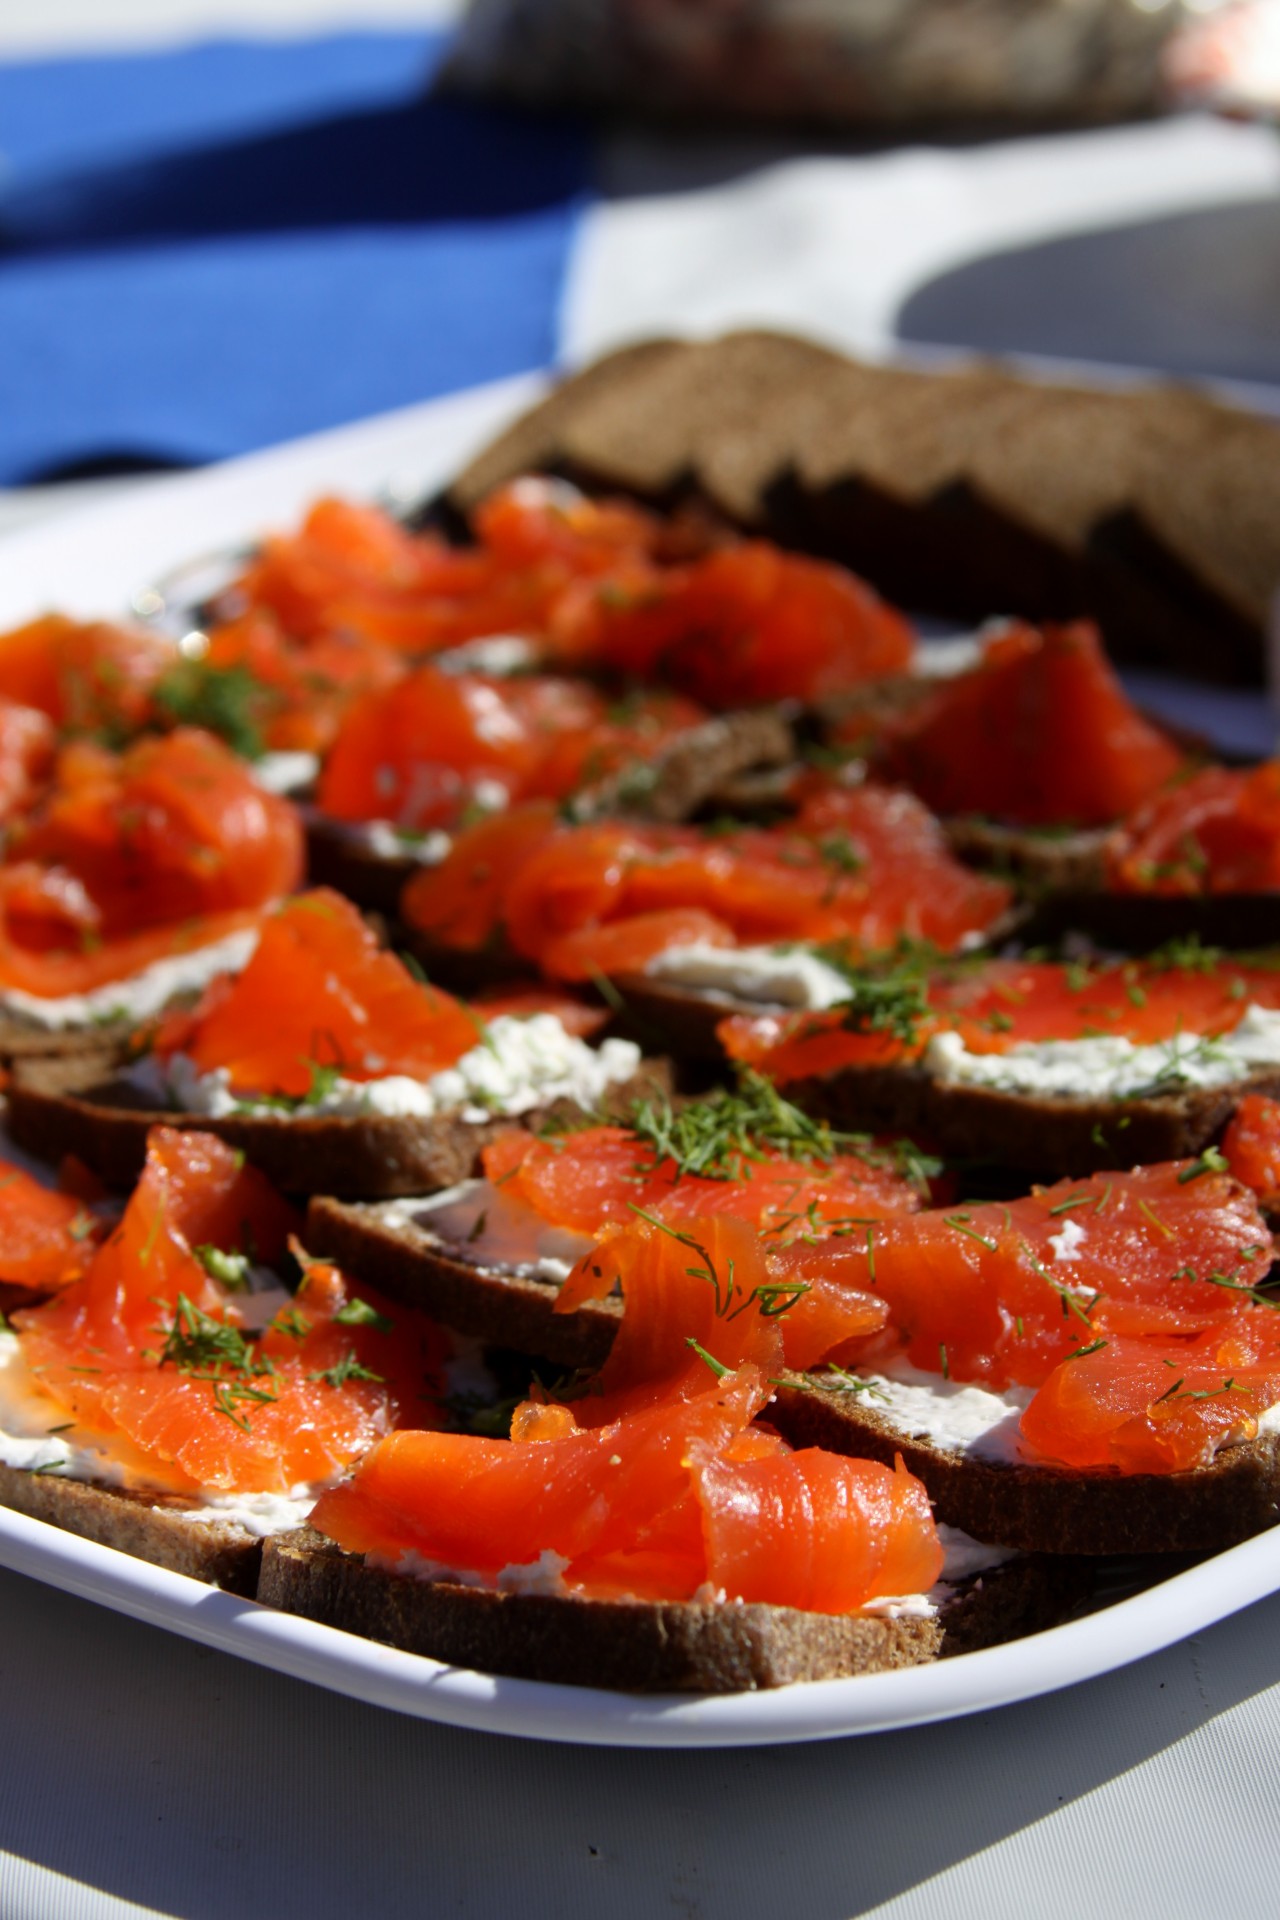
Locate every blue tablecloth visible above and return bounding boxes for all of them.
[0,33,591,483]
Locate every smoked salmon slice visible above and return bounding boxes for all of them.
[153,888,481,1099]
[402,783,1012,975]
[773,1157,1280,1473]
[720,947,1280,1086]
[1108,762,1280,894]
[6,728,303,946]
[480,1071,926,1249]
[308,1358,942,1611]
[872,620,1184,826]
[315,665,704,833]
[11,1128,450,1496]
[0,1161,100,1302]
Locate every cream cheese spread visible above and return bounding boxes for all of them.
[381,1178,595,1284]
[139,1015,641,1127]
[0,1331,325,1535]
[0,927,260,1031]
[250,751,319,796]
[925,1005,1280,1100]
[646,941,854,1011]
[815,1358,1033,1466]
[309,814,452,865]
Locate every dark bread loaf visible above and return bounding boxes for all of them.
[447,338,688,510]
[0,1463,264,1594]
[5,1052,671,1201]
[770,1381,1280,1557]
[257,1527,1086,1692]
[444,333,1280,684]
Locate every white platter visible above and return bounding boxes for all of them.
[0,1501,1277,1748]
[2,372,1280,1748]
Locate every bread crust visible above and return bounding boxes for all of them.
[5,1052,670,1201]
[447,332,1278,684]
[0,1462,263,1593]
[305,1194,620,1371]
[769,1381,1280,1556]
[594,980,1280,1176]
[257,1529,1095,1691]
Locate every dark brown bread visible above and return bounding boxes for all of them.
[446,339,688,511]
[593,973,1280,1176]
[306,1193,619,1372]
[257,1527,943,1690]
[777,1054,1280,1179]
[304,821,427,918]
[0,1463,263,1593]
[258,1527,1090,1692]
[445,333,1279,682]
[571,707,797,825]
[1019,889,1280,954]
[553,332,842,505]
[306,710,795,917]
[769,1381,1280,1557]
[5,1052,671,1201]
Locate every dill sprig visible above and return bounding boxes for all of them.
[627,1069,850,1183]
[151,659,268,760]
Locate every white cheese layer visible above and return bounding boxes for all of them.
[151,1015,642,1127]
[380,1177,595,1284]
[0,927,259,1031]
[816,1359,1033,1466]
[0,1333,322,1536]
[168,1490,316,1536]
[309,812,452,865]
[924,1004,1280,1100]
[646,941,854,1011]
[250,751,319,796]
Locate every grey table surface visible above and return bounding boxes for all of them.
[1,1558,1279,1920]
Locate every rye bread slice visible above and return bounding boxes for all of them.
[0,1463,263,1593]
[777,1054,1280,1179]
[258,1526,944,1690]
[571,976,1280,1171]
[4,1052,671,1201]
[769,1380,1280,1557]
[304,820,436,919]
[305,1192,619,1372]
[258,1526,1088,1692]
[306,709,795,918]
[445,339,689,512]
[1019,888,1280,954]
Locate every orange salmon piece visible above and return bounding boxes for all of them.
[0,1162,99,1299]
[879,620,1184,827]
[1223,1094,1280,1208]
[697,1449,943,1611]
[0,615,170,736]
[585,543,914,705]
[309,1370,769,1599]
[14,1130,448,1495]
[1109,762,1280,894]
[400,802,561,954]
[1020,1320,1280,1474]
[775,1161,1271,1390]
[720,954,1280,1084]
[479,787,1009,980]
[482,1124,921,1241]
[159,888,480,1098]
[9,728,303,942]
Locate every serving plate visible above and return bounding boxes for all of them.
[0,1503,1277,1748]
[2,369,1280,1746]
